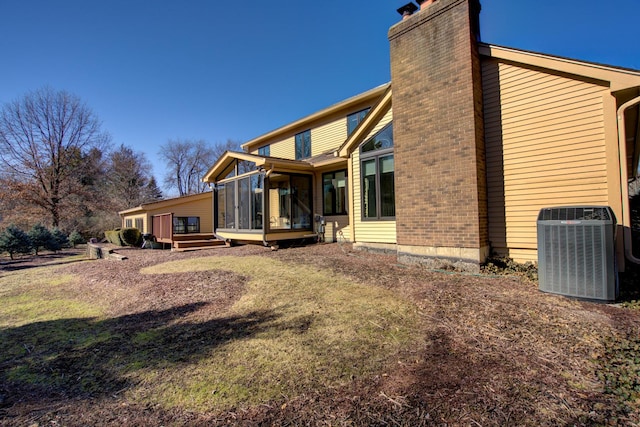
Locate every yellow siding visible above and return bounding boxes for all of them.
[124,194,214,235]
[311,118,348,155]
[323,216,350,242]
[312,171,350,242]
[483,59,609,263]
[352,108,396,244]
[248,118,347,161]
[269,136,295,159]
[161,197,213,234]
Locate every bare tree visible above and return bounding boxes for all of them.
[212,139,242,158]
[159,139,216,196]
[0,87,111,227]
[106,144,156,209]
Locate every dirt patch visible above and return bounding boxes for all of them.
[1,242,639,426]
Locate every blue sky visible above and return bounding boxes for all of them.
[1,0,639,193]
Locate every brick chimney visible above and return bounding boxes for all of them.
[388,0,487,271]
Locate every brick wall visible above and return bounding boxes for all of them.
[388,0,488,256]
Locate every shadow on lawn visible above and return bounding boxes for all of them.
[0,303,290,407]
[0,250,86,272]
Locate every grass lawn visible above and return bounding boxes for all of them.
[1,244,639,426]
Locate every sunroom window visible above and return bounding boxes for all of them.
[268,173,312,230]
[216,174,263,231]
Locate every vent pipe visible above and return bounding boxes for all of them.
[397,3,418,20]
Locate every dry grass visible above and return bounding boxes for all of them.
[129,256,420,411]
[1,243,639,426]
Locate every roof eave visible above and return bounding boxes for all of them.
[241,83,391,151]
[337,86,393,158]
[479,43,640,92]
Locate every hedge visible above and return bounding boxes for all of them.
[104,228,142,247]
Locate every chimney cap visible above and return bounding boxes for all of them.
[397,2,418,17]
[415,0,428,4]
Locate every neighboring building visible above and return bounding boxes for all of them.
[118,192,219,250]
[203,0,640,271]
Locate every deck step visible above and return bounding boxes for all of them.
[173,239,225,249]
[172,244,226,252]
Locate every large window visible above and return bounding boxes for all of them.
[216,174,263,231]
[173,217,200,234]
[361,123,395,220]
[323,170,347,215]
[347,108,370,136]
[268,173,312,230]
[295,130,311,160]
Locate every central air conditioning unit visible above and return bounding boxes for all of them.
[537,206,618,301]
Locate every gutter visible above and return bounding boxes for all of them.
[617,95,640,264]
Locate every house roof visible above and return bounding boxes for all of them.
[118,191,213,216]
[479,43,640,92]
[337,85,393,158]
[241,83,391,152]
[202,151,315,183]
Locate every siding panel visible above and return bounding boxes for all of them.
[483,59,609,263]
[269,136,295,159]
[312,118,347,155]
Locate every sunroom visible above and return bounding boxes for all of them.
[202,151,317,246]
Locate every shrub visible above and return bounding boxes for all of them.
[0,224,32,259]
[104,230,124,246]
[120,228,142,246]
[482,256,538,282]
[68,231,85,248]
[27,224,55,256]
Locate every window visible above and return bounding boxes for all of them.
[258,145,270,156]
[173,217,200,234]
[268,173,312,230]
[295,130,311,160]
[217,184,228,228]
[135,218,143,231]
[216,174,264,231]
[360,123,395,220]
[323,170,347,215]
[347,108,370,136]
[125,219,133,228]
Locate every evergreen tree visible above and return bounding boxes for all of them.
[144,176,163,202]
[68,231,85,248]
[49,227,68,251]
[0,224,32,259]
[27,223,55,255]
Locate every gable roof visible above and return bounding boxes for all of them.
[479,43,640,92]
[337,85,393,158]
[118,191,213,216]
[241,83,391,152]
[202,151,315,183]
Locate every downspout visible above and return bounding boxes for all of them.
[616,95,640,265]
